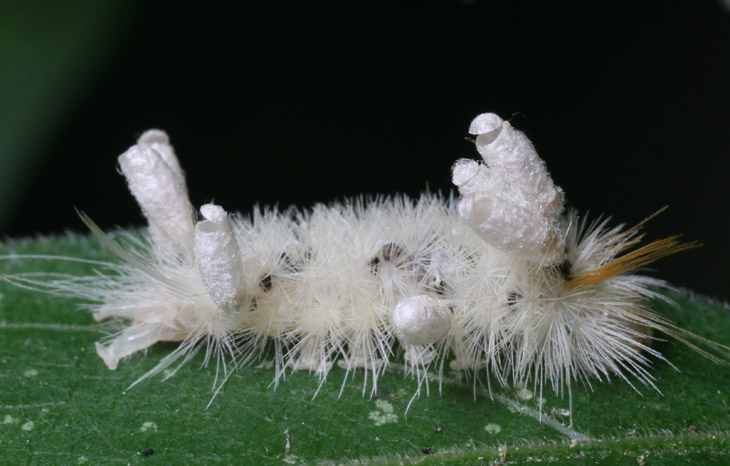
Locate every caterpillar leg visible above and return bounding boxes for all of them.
[402,344,437,366]
[337,341,385,371]
[289,336,334,374]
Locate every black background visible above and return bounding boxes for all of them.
[4,1,730,300]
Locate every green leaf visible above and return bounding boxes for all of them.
[1,236,729,465]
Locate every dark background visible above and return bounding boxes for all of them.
[2,1,729,300]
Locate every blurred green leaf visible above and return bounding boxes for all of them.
[0,2,138,231]
[1,236,729,464]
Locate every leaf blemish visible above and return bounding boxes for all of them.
[485,423,501,434]
[514,383,533,401]
[140,421,157,432]
[368,400,398,426]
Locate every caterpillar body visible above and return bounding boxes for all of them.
[7,113,720,416]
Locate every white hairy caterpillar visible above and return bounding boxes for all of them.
[4,113,724,418]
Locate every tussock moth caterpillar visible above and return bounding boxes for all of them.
[3,113,725,418]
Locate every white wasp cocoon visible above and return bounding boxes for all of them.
[7,111,721,418]
[118,130,195,257]
[194,204,246,314]
[393,295,451,346]
[453,113,565,264]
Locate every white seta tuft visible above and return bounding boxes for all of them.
[3,112,722,415]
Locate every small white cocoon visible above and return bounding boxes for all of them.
[393,295,451,346]
[118,134,195,257]
[453,113,565,264]
[194,204,245,313]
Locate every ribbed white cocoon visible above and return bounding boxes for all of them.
[118,131,194,257]
[452,113,565,264]
[195,204,245,313]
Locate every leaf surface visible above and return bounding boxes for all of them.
[1,236,729,465]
